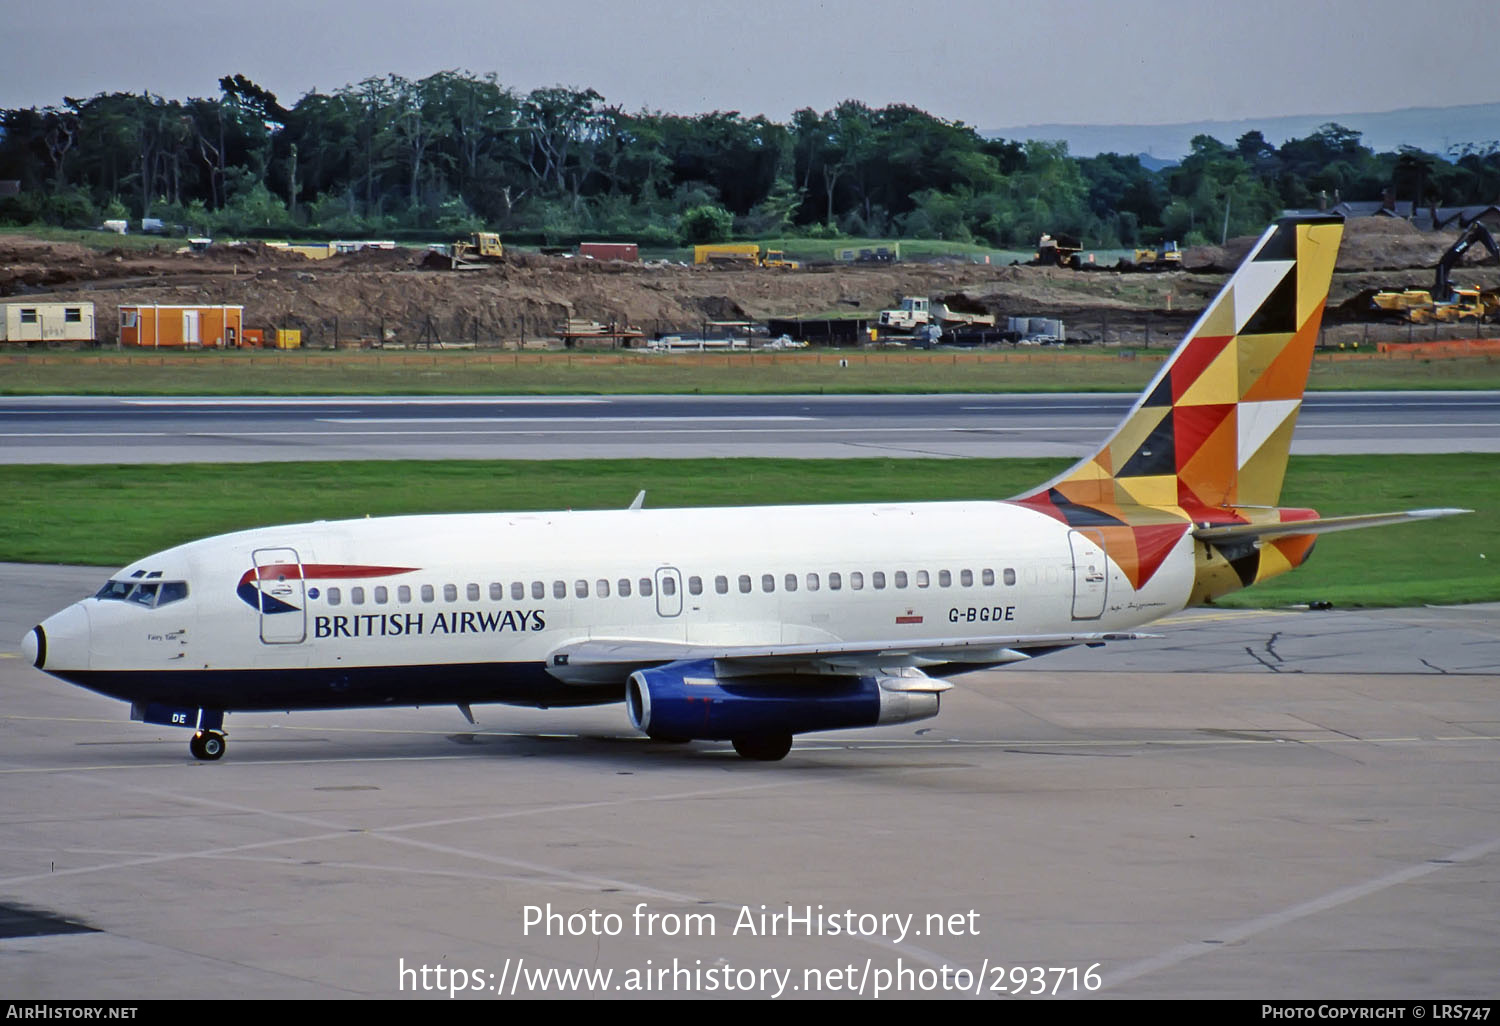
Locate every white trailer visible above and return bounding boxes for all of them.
[0,302,97,343]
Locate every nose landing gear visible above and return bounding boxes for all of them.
[189,730,226,761]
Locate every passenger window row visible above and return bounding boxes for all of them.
[320,567,1018,607]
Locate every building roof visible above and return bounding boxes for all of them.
[1323,200,1500,231]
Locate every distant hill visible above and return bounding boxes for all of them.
[987,102,1500,160]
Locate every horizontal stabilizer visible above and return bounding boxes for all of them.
[1194,508,1472,545]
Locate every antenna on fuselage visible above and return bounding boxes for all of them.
[628,490,646,511]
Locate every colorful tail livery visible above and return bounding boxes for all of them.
[1016,214,1464,603]
[21,214,1470,762]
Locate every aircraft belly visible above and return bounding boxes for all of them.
[54,661,614,712]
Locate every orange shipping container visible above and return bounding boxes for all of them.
[119,305,244,348]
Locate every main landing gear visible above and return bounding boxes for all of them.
[189,730,226,761]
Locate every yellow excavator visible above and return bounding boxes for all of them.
[1365,222,1500,323]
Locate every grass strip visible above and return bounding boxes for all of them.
[1,455,1492,608]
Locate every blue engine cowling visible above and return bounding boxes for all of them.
[626,659,942,741]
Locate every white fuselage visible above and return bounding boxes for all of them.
[40,500,1195,698]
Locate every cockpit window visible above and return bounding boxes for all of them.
[95,579,135,600]
[95,578,188,608]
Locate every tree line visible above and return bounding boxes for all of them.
[3,71,1498,248]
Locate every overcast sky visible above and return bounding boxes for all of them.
[6,0,1497,128]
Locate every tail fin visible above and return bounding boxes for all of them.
[1019,214,1344,516]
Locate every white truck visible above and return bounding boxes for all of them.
[877,297,996,331]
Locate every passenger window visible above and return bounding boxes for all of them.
[512,581,524,600]
[807,572,820,591]
[553,581,566,599]
[467,583,480,601]
[715,575,728,594]
[960,570,973,587]
[351,586,366,605]
[597,579,610,598]
[850,571,864,590]
[395,585,409,603]
[619,578,632,597]
[443,584,457,602]
[688,576,702,596]
[490,583,503,601]
[532,581,544,599]
[916,570,930,588]
[829,572,842,591]
[374,586,388,604]
[982,569,995,586]
[661,576,676,596]
[872,571,886,590]
[328,587,342,606]
[575,580,588,598]
[938,571,951,588]
[762,574,775,593]
[1004,568,1016,586]
[639,578,653,597]
[421,584,434,602]
[784,573,797,592]
[157,581,188,606]
[738,574,752,594]
[895,570,908,588]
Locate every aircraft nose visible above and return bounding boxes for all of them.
[32,603,91,672]
[21,626,40,667]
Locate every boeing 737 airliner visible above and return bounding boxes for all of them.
[21,215,1468,761]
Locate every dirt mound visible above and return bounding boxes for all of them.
[0,237,98,264]
[327,246,420,270]
[1186,218,1460,273]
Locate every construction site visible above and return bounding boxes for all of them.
[1,217,1497,356]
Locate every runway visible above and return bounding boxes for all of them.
[2,563,1497,999]
[3,391,1499,463]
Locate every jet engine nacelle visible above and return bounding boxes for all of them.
[625,658,944,741]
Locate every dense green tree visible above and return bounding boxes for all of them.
[4,72,1497,243]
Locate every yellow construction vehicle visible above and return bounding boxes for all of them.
[694,243,760,265]
[1128,240,1183,271]
[1408,286,1499,324]
[1031,233,1083,269]
[1364,222,1500,322]
[455,231,503,264]
[692,243,801,268]
[425,231,504,270]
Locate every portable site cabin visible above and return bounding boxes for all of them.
[119,304,243,348]
[0,302,97,343]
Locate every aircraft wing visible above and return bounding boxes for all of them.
[543,630,1153,685]
[1193,507,1471,545]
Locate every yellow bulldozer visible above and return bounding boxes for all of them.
[1127,240,1183,271]
[425,231,504,270]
